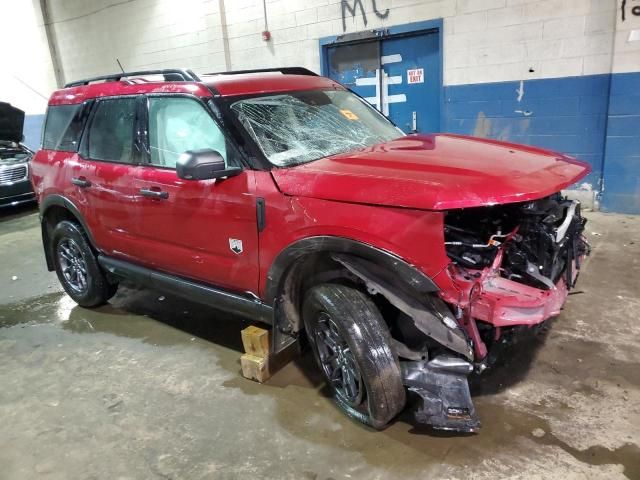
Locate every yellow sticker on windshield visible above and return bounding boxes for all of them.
[339,109,359,120]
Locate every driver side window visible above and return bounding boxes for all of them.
[148,97,227,168]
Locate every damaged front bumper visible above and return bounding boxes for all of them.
[402,356,480,433]
[400,197,589,432]
[444,258,583,361]
[453,263,574,327]
[441,197,590,360]
[331,197,588,433]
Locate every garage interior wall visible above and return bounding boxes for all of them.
[0,1,58,150]
[7,0,640,213]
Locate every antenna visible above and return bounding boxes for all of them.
[116,58,125,74]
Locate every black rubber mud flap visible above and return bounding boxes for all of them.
[401,356,480,433]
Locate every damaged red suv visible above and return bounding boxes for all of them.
[31,68,590,433]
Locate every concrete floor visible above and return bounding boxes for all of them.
[0,204,638,480]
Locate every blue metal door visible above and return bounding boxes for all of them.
[326,41,381,103]
[325,30,441,134]
[381,32,440,133]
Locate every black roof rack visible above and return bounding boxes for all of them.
[64,69,201,88]
[203,67,318,77]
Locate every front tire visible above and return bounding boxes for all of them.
[303,284,406,429]
[52,220,117,307]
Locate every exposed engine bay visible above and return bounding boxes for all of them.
[444,194,590,291]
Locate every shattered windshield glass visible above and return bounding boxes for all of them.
[230,89,404,167]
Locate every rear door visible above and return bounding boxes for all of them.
[70,96,143,255]
[127,95,260,293]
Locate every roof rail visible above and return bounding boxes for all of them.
[64,69,201,88]
[204,67,318,77]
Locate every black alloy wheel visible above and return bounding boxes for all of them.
[303,283,406,429]
[51,220,118,307]
[56,238,89,294]
[313,311,364,407]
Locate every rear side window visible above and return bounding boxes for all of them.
[42,104,84,151]
[86,98,138,163]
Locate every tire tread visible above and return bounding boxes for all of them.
[304,284,405,429]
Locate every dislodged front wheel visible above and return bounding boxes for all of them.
[303,284,406,429]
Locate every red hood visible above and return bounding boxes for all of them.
[270,134,591,210]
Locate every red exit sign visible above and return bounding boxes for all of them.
[407,68,424,84]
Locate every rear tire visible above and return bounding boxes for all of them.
[52,220,118,307]
[303,284,406,429]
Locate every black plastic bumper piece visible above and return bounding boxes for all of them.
[401,356,480,433]
[0,181,35,207]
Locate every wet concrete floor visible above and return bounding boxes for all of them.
[0,204,639,479]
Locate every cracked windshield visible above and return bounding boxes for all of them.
[230,89,404,167]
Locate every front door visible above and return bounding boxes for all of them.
[325,29,441,133]
[127,95,260,294]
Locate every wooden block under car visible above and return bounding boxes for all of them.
[240,326,300,383]
[241,325,270,357]
[240,353,269,383]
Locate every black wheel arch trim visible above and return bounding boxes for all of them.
[265,236,439,304]
[331,253,473,360]
[266,236,441,354]
[39,194,99,271]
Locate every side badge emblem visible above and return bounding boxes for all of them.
[229,238,243,254]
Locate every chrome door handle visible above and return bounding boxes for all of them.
[71,177,91,188]
[139,188,168,199]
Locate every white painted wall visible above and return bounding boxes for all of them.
[45,0,226,83]
[30,0,639,87]
[612,0,640,72]
[0,0,57,114]
[444,0,617,84]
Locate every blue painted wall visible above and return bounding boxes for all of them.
[443,74,609,195]
[443,73,640,213]
[601,72,640,214]
[23,114,45,151]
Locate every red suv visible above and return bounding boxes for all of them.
[31,68,590,433]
